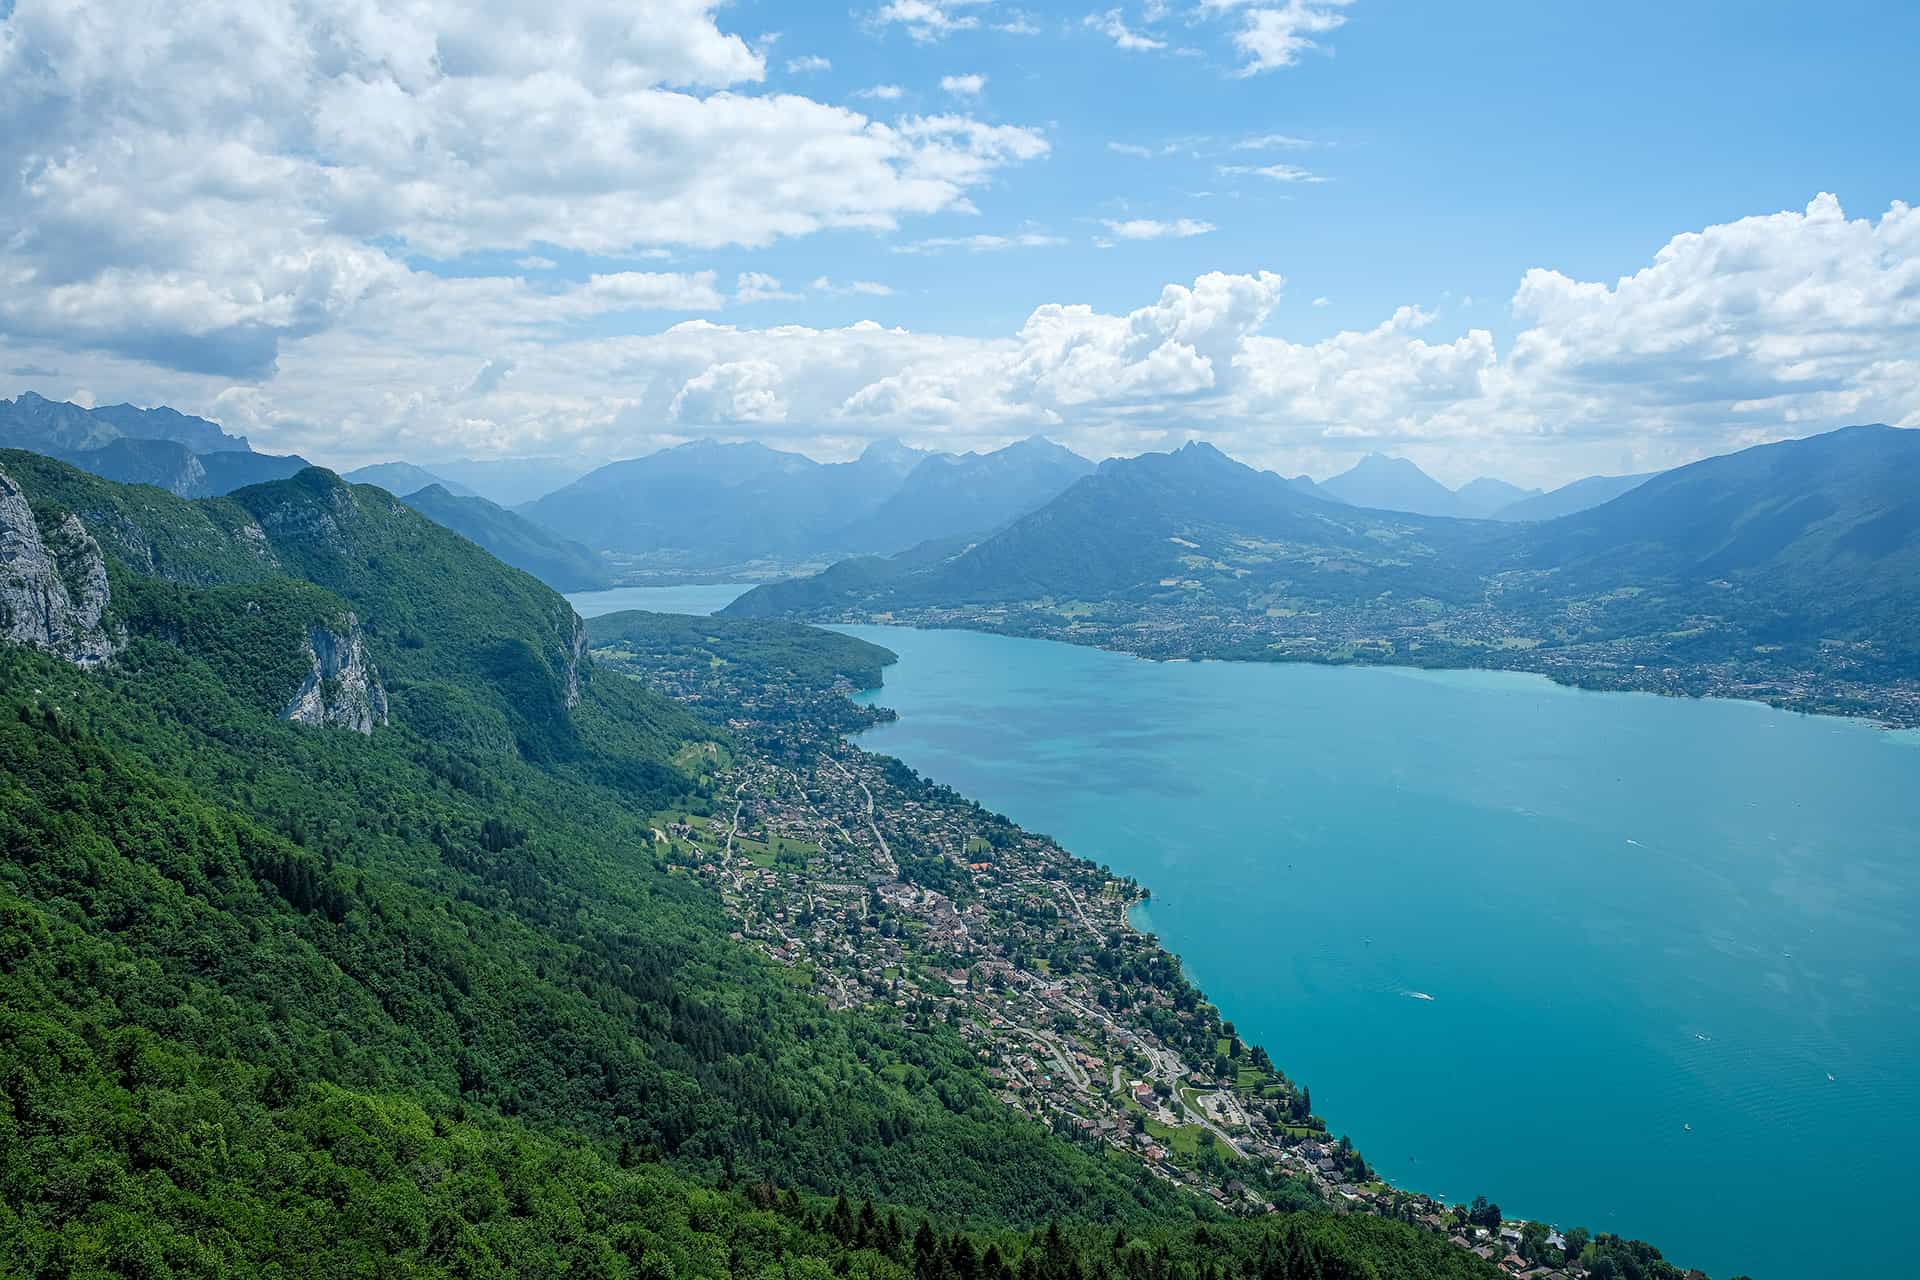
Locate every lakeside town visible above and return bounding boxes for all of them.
[789,593,1920,730]
[590,617,1700,1280]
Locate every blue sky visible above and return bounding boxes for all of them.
[2,0,1917,485]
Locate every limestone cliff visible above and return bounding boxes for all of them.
[0,464,115,666]
[281,614,390,734]
[565,611,588,708]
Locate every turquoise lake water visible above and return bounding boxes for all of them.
[842,625,1920,1280]
[565,583,753,617]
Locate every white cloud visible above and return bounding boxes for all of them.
[735,272,800,303]
[7,185,1918,487]
[872,0,984,42]
[1204,0,1356,75]
[1311,296,1330,307]
[814,277,897,296]
[1100,218,1217,240]
[857,84,907,100]
[941,73,988,97]
[1234,133,1316,150]
[1086,10,1167,51]
[0,0,1047,377]
[1220,162,1328,183]
[516,256,559,271]
[785,54,832,74]
[671,357,791,423]
[893,231,1066,253]
[580,272,727,312]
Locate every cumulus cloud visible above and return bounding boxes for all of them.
[0,0,1047,377]
[6,171,1917,486]
[857,84,907,100]
[735,272,800,303]
[785,54,832,74]
[1204,0,1356,75]
[671,358,791,423]
[941,73,988,97]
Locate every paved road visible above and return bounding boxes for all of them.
[829,756,898,876]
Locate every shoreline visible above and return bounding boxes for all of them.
[830,621,1876,1279]
[833,613,1920,733]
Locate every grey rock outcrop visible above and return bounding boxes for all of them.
[0,464,115,666]
[564,611,587,708]
[281,614,389,734]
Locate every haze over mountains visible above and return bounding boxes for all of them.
[1317,453,1550,519]
[519,435,1095,572]
[0,391,311,498]
[730,424,1920,708]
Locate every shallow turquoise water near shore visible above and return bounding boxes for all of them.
[565,582,753,617]
[843,625,1920,1280]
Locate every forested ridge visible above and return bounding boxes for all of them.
[0,455,1504,1277]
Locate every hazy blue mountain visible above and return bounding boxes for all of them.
[9,429,310,498]
[1,391,244,455]
[518,437,928,566]
[825,436,1092,552]
[400,482,611,591]
[1524,425,1918,586]
[1319,452,1469,517]
[730,441,1499,617]
[1453,476,1541,517]
[0,393,296,496]
[0,392,121,452]
[736,425,1920,675]
[1492,471,1656,521]
[85,400,250,452]
[421,455,596,506]
[54,437,208,495]
[345,461,476,497]
[1285,473,1337,501]
[197,449,313,493]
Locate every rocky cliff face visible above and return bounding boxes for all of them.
[0,464,115,666]
[565,611,587,708]
[281,615,389,734]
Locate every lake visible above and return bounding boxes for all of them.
[842,625,1920,1280]
[565,582,754,617]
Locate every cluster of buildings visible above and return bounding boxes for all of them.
[598,633,1669,1278]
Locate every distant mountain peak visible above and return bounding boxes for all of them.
[1321,451,1466,517]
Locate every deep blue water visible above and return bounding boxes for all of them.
[565,583,754,617]
[843,625,1920,1280]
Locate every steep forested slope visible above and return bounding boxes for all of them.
[1,455,1250,1271]
[401,483,613,592]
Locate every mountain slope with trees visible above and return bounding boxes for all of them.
[401,482,613,592]
[729,426,1920,720]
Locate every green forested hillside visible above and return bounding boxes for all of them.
[400,483,613,593]
[0,456,1506,1277]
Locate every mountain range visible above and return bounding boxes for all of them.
[399,482,612,591]
[344,460,477,498]
[519,435,1093,570]
[0,391,309,498]
[0,448,1514,1278]
[729,425,1920,710]
[1317,453,1545,519]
